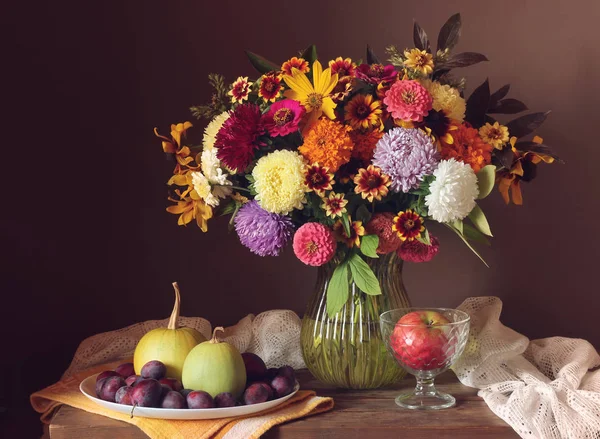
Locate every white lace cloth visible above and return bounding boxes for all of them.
[63,298,600,438]
[62,309,305,379]
[455,297,600,439]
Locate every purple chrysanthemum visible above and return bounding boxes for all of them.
[234,201,294,257]
[372,127,440,193]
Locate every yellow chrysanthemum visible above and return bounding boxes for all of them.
[479,122,510,149]
[283,60,338,125]
[298,119,354,172]
[420,79,466,122]
[252,150,307,214]
[404,49,435,75]
[203,112,230,151]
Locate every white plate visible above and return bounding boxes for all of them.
[80,373,300,420]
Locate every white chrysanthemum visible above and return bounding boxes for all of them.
[201,147,230,186]
[191,171,231,208]
[420,79,466,122]
[203,111,230,151]
[425,159,479,223]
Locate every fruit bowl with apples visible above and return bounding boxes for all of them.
[380,308,470,410]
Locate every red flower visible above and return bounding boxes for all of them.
[392,209,424,241]
[281,57,310,76]
[328,57,356,77]
[258,73,283,102]
[398,234,440,263]
[214,104,264,173]
[353,165,391,202]
[228,76,252,104]
[304,163,335,195]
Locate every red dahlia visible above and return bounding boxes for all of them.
[214,103,264,173]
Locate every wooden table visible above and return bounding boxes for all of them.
[47,371,518,438]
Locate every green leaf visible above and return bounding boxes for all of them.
[489,84,510,108]
[326,262,350,317]
[505,111,551,139]
[468,204,493,237]
[416,228,431,246]
[445,223,489,268]
[413,21,430,52]
[488,98,528,114]
[348,254,381,296]
[220,200,237,216]
[355,204,372,225]
[360,235,379,259]
[465,78,490,128]
[437,13,462,52]
[451,219,463,235]
[301,44,318,65]
[476,165,496,199]
[463,223,491,246]
[441,52,488,69]
[245,51,279,75]
[366,44,381,64]
[341,213,351,237]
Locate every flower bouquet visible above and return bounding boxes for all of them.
[155,14,560,387]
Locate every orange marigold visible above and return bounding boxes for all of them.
[299,119,354,172]
[350,130,384,165]
[440,123,493,173]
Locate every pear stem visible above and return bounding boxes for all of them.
[168,282,181,330]
[209,327,225,344]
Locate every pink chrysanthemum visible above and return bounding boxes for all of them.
[384,80,432,122]
[397,234,440,263]
[365,212,402,254]
[293,222,336,267]
[215,103,264,173]
[261,99,305,137]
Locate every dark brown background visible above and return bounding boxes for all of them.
[3,0,600,436]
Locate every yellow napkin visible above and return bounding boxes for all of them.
[31,361,334,439]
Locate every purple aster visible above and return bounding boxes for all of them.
[372,127,440,193]
[234,201,294,257]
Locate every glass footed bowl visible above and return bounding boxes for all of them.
[380,308,470,410]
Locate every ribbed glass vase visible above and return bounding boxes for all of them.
[300,252,411,389]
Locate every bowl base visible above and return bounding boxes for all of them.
[395,390,455,410]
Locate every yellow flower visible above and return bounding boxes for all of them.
[479,122,510,150]
[166,189,213,231]
[252,150,307,214]
[344,94,383,131]
[321,192,348,218]
[333,218,365,248]
[404,49,434,75]
[283,60,338,126]
[420,79,466,122]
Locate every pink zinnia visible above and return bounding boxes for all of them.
[293,223,336,266]
[397,234,440,263]
[355,63,397,85]
[365,212,402,254]
[383,80,432,122]
[262,99,305,137]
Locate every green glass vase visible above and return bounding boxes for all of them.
[300,252,411,389]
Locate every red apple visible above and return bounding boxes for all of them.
[390,311,452,371]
